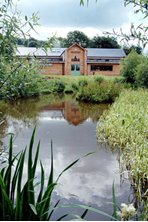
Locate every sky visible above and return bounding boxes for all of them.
[16,0,143,40]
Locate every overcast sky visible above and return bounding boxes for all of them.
[17,0,144,40]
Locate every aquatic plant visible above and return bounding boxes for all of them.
[0,128,95,220]
[97,89,148,196]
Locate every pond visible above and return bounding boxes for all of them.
[0,95,132,221]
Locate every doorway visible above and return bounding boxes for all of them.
[70,64,80,76]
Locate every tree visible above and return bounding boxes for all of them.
[27,38,40,47]
[123,45,142,55]
[63,30,90,48]
[0,0,41,98]
[90,36,120,48]
[120,51,143,84]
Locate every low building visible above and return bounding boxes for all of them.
[16,43,126,76]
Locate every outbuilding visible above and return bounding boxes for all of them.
[16,43,126,76]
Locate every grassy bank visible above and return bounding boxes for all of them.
[96,89,148,194]
[38,75,125,103]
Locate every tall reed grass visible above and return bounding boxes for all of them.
[0,128,94,220]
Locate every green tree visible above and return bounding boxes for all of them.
[27,38,40,47]
[90,36,120,48]
[0,0,41,99]
[64,30,90,48]
[123,45,142,55]
[135,57,148,88]
[120,50,143,84]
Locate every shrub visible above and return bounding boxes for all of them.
[76,81,122,103]
[51,80,65,93]
[64,85,74,94]
[120,50,143,84]
[78,78,88,87]
[93,76,104,84]
[71,82,79,91]
[0,58,40,99]
[135,57,148,88]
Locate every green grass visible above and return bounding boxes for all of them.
[96,89,148,196]
[38,75,125,103]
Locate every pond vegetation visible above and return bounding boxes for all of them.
[97,89,148,219]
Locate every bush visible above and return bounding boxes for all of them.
[76,81,122,103]
[135,57,148,88]
[120,50,143,84]
[0,58,40,99]
[93,76,104,84]
[78,78,88,87]
[52,80,65,93]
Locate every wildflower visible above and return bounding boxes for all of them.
[117,203,136,221]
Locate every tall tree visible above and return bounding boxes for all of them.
[63,30,90,48]
[90,36,120,48]
[123,45,142,55]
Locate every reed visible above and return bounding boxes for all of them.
[0,128,94,220]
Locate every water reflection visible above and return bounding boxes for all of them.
[0,95,131,221]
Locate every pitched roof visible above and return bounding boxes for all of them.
[86,48,126,57]
[16,47,125,58]
[16,47,65,57]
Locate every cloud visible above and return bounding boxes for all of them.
[18,0,134,30]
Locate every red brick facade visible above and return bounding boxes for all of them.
[17,43,125,76]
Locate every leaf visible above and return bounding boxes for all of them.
[29,204,37,215]
[112,182,118,220]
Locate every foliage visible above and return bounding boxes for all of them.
[62,30,90,48]
[0,58,41,99]
[0,0,39,59]
[0,129,94,220]
[51,80,65,93]
[90,36,120,48]
[123,45,142,55]
[135,57,148,88]
[93,76,104,84]
[97,89,148,196]
[76,81,123,103]
[78,78,89,87]
[105,1,148,48]
[120,50,144,84]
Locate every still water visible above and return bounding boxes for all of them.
[0,95,132,221]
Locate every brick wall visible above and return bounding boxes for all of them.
[41,63,63,75]
[87,63,121,76]
[64,44,87,75]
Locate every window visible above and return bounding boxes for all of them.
[76,64,80,71]
[91,65,113,71]
[71,64,75,71]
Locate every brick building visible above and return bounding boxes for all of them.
[16,43,126,76]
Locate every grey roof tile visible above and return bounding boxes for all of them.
[16,47,125,58]
[16,47,65,57]
[86,48,126,57]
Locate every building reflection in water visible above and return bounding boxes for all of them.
[40,101,87,126]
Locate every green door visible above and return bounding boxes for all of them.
[70,64,80,76]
